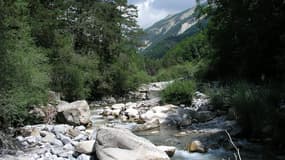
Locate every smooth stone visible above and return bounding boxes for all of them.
[58,134,73,145]
[132,119,160,132]
[26,136,40,144]
[75,126,86,131]
[42,132,56,142]
[95,127,170,160]
[51,147,63,155]
[16,136,25,142]
[187,140,207,153]
[125,108,139,119]
[75,140,96,154]
[111,103,125,110]
[67,128,81,138]
[51,139,64,146]
[53,124,71,135]
[73,134,88,141]
[77,154,91,160]
[63,143,74,151]
[58,151,73,158]
[56,100,91,125]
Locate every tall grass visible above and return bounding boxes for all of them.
[229,82,280,137]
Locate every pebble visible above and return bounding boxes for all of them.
[75,126,86,131]
[58,134,73,145]
[77,154,91,160]
[9,123,94,160]
[63,143,74,151]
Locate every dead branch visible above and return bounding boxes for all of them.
[225,130,242,160]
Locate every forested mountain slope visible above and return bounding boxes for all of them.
[140,7,207,58]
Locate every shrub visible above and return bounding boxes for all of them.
[161,80,196,105]
[155,58,210,82]
[155,62,195,81]
[229,82,280,137]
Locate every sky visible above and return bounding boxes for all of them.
[128,0,197,28]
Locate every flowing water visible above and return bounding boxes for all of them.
[90,105,285,160]
[90,109,234,160]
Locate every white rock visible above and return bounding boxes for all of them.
[51,147,63,155]
[58,134,73,145]
[73,134,88,141]
[125,102,137,108]
[53,125,71,135]
[95,127,170,160]
[26,136,40,144]
[63,143,74,151]
[56,100,91,125]
[51,139,64,146]
[75,140,96,154]
[125,108,139,119]
[75,126,86,131]
[16,136,25,142]
[77,154,91,160]
[110,109,121,117]
[111,103,125,110]
[58,150,73,158]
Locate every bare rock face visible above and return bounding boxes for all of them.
[95,127,170,160]
[56,100,91,126]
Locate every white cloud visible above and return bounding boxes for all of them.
[135,0,168,28]
[129,0,197,29]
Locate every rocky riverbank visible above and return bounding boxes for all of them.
[0,81,272,160]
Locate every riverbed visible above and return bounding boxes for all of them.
[91,107,285,160]
[91,109,234,160]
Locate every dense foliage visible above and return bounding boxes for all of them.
[0,0,148,127]
[206,0,285,80]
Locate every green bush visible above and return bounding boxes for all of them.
[155,62,195,81]
[161,80,196,105]
[155,58,210,82]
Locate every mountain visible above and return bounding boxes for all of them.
[140,6,207,59]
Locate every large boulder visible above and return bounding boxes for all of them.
[56,100,91,126]
[95,127,170,160]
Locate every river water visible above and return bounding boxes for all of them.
[90,94,285,160]
[90,109,235,160]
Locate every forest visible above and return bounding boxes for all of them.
[0,0,150,127]
[1,0,285,159]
